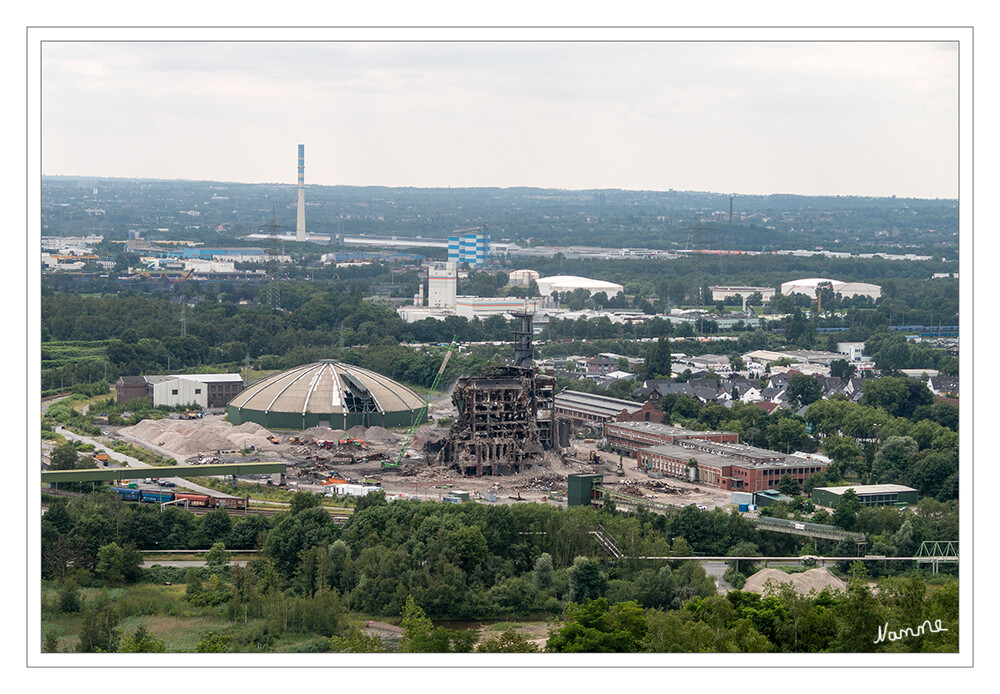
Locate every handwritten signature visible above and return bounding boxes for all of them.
[874,619,948,644]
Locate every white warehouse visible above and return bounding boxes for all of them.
[536,275,623,298]
[780,277,881,300]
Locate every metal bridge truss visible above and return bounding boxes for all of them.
[915,541,959,574]
[752,516,866,544]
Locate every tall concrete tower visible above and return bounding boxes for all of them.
[296,144,306,242]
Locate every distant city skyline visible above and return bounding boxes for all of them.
[42,38,959,199]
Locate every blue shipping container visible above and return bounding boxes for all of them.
[739,503,749,512]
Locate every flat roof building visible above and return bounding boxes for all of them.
[812,484,918,509]
[710,286,776,302]
[636,443,828,492]
[116,373,243,408]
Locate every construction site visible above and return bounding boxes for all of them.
[108,311,730,509]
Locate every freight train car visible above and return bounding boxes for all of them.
[114,487,141,502]
[140,489,174,504]
[174,492,211,507]
[112,486,245,510]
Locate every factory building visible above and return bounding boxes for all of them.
[603,421,739,455]
[115,373,244,408]
[455,297,549,318]
[568,473,605,507]
[553,390,664,427]
[636,442,828,492]
[427,261,458,309]
[710,286,776,303]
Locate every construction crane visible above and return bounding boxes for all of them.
[385,337,459,469]
[815,280,834,316]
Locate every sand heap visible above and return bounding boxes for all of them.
[742,567,847,596]
[120,419,275,456]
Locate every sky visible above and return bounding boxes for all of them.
[41,39,959,199]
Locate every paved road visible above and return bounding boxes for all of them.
[52,425,228,498]
[701,560,736,593]
[41,394,71,414]
[140,560,250,568]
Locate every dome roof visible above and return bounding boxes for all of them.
[227,361,424,430]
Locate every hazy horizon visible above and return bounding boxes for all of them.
[42,40,958,199]
[40,173,957,203]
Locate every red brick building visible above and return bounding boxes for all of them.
[553,390,664,427]
[636,443,829,492]
[604,420,738,455]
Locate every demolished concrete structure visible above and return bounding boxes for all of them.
[435,312,560,476]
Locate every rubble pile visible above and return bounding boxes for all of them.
[512,474,565,492]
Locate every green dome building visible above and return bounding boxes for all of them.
[227,361,424,430]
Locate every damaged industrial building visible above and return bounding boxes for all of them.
[434,312,568,476]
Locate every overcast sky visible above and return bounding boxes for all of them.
[41,40,959,198]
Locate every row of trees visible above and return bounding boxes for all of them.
[44,481,959,609]
[43,487,958,652]
[543,568,957,653]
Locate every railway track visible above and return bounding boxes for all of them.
[184,504,353,518]
[42,498,353,520]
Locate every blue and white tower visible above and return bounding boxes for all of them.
[447,227,490,268]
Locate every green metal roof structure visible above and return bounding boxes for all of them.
[41,462,286,484]
[227,360,424,430]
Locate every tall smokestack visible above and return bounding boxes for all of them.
[296,144,306,242]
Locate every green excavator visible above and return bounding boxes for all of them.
[383,337,458,470]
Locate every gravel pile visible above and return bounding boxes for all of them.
[120,419,275,456]
[743,567,847,596]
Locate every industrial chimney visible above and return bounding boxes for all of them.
[296,144,306,242]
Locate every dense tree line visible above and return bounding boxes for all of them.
[42,486,958,653]
[543,569,957,653]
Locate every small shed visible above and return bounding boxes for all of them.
[753,490,794,508]
[568,473,603,507]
